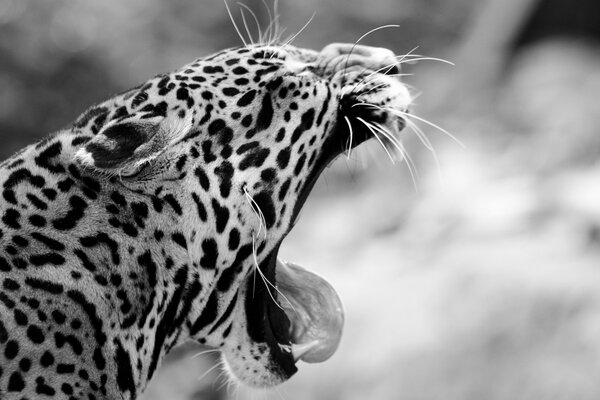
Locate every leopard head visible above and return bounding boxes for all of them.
[74,42,410,388]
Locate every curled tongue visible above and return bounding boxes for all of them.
[275,259,344,363]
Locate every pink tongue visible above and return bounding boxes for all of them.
[275,259,344,363]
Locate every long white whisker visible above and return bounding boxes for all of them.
[402,118,443,182]
[223,0,248,47]
[197,363,221,382]
[260,0,274,44]
[238,7,255,45]
[395,55,455,66]
[355,117,395,164]
[251,233,296,314]
[351,46,419,92]
[190,348,221,360]
[237,3,262,44]
[275,12,315,55]
[341,24,400,90]
[372,122,419,190]
[243,185,267,239]
[354,103,465,148]
[344,116,354,159]
[389,108,465,148]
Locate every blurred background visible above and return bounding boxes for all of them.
[2,0,600,398]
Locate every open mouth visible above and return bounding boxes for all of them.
[244,66,409,378]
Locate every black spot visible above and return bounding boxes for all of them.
[176,87,189,100]
[237,89,257,107]
[236,141,259,155]
[278,178,291,201]
[51,195,88,230]
[208,119,226,136]
[191,193,207,222]
[5,340,19,359]
[138,251,158,287]
[29,253,66,266]
[56,363,75,374]
[35,376,56,395]
[200,238,218,269]
[0,320,8,343]
[40,351,54,367]
[115,339,136,398]
[195,167,210,190]
[214,161,234,198]
[217,244,252,292]
[28,214,47,227]
[239,148,270,170]
[73,249,97,273]
[7,371,25,392]
[228,228,240,250]
[35,141,65,173]
[13,309,28,326]
[175,155,188,171]
[3,278,19,291]
[31,232,65,251]
[190,290,218,334]
[2,209,21,229]
[80,232,121,265]
[201,141,217,164]
[73,106,109,129]
[294,153,307,175]
[261,168,276,182]
[254,94,274,133]
[26,324,45,344]
[211,199,230,233]
[291,108,316,144]
[203,65,224,74]
[241,114,253,127]
[163,194,183,215]
[171,232,188,250]
[223,87,240,96]
[276,148,291,169]
[25,277,64,294]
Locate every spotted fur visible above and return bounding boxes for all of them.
[0,43,410,399]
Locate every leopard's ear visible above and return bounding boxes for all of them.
[75,114,192,176]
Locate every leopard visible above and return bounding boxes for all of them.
[0,41,411,399]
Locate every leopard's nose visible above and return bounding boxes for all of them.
[318,43,398,75]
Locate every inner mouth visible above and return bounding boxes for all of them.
[244,70,408,375]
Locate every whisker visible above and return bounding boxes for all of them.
[388,108,465,148]
[260,0,274,44]
[237,3,262,44]
[223,0,248,47]
[190,348,221,360]
[243,185,267,239]
[353,103,465,148]
[343,116,354,159]
[250,233,296,314]
[402,117,443,181]
[341,24,400,87]
[395,55,455,66]
[355,117,395,164]
[274,12,315,56]
[372,122,419,190]
[238,6,256,45]
[351,46,419,93]
[197,362,221,382]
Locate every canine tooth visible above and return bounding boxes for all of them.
[291,341,320,362]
